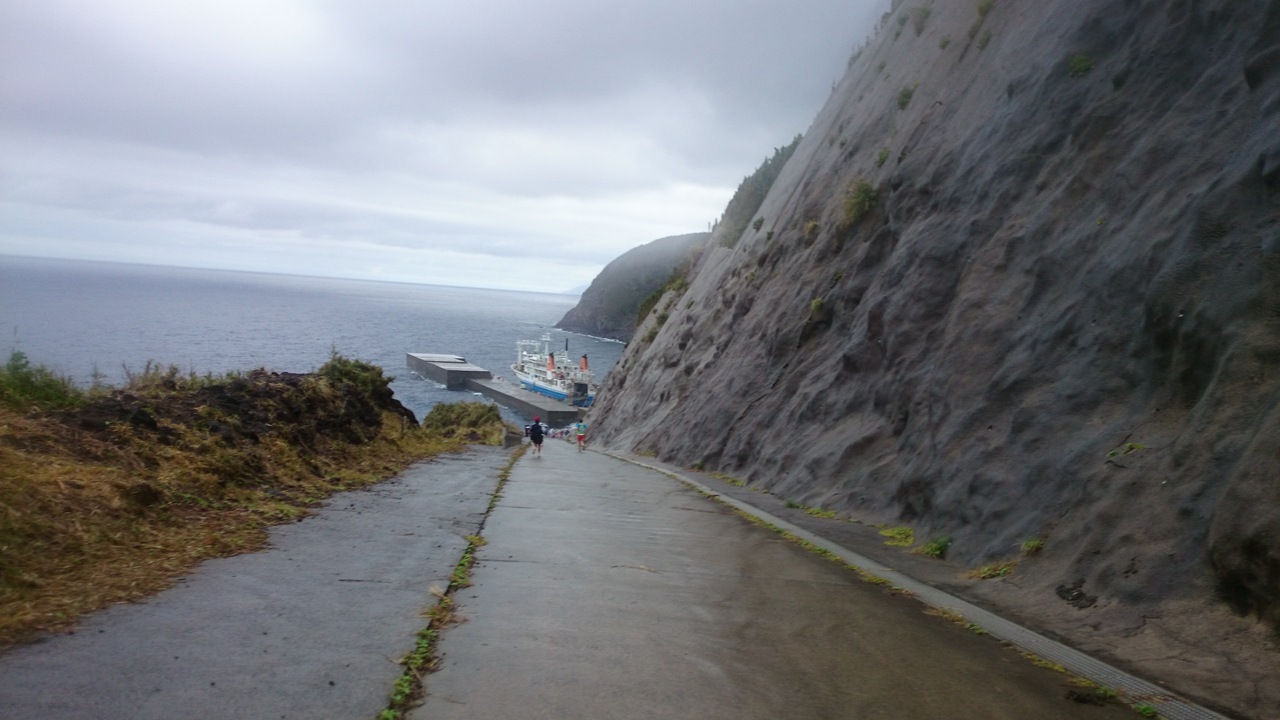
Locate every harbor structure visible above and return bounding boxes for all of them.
[406,353,582,425]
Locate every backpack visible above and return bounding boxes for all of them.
[529,422,544,440]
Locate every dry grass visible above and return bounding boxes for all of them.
[0,363,505,649]
[964,559,1019,580]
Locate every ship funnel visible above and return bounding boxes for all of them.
[580,354,589,371]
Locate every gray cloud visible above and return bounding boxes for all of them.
[1,0,888,292]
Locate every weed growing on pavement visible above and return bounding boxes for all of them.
[710,472,746,487]
[925,607,966,624]
[487,445,524,512]
[380,624,439,720]
[1021,652,1066,673]
[850,566,889,585]
[786,500,839,519]
[764,522,840,563]
[451,547,474,589]
[377,445,520,719]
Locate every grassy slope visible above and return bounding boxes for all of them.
[0,354,509,648]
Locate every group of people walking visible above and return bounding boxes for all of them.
[525,416,587,456]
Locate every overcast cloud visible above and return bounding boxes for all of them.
[1,0,888,293]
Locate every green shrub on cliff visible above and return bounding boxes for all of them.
[910,6,931,35]
[0,351,83,411]
[970,0,996,40]
[898,84,917,110]
[1020,537,1046,555]
[1068,54,1094,77]
[919,536,953,559]
[804,220,821,244]
[635,263,693,327]
[842,180,880,226]
[319,349,391,400]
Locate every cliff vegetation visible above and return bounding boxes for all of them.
[559,138,805,342]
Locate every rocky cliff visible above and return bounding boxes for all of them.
[589,1,1280,716]
[555,233,707,341]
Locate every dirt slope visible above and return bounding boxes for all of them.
[588,1,1280,716]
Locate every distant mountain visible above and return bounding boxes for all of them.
[555,233,708,341]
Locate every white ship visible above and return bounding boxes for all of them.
[512,334,597,407]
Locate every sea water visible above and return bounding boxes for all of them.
[0,256,623,426]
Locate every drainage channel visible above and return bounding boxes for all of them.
[614,454,1230,720]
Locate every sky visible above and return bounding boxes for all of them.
[1,0,889,293]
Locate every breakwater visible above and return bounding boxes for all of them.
[406,353,582,425]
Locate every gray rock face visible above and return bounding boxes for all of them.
[590,1,1280,715]
[555,233,707,341]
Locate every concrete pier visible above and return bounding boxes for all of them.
[407,353,582,425]
[463,377,581,425]
[406,353,492,389]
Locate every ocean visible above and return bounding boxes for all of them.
[0,256,623,426]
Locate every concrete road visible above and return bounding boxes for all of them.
[0,447,508,720]
[412,439,1131,720]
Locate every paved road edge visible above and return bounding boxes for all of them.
[606,451,1230,720]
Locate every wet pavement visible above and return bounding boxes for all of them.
[410,440,1131,720]
[0,439,1145,720]
[0,447,508,720]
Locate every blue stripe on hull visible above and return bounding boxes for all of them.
[520,381,569,401]
[519,379,595,407]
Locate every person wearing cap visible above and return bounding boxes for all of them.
[528,415,545,456]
